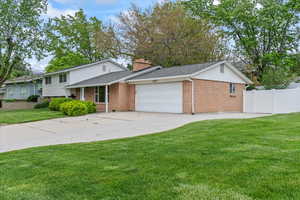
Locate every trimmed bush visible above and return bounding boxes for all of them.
[4,99,16,102]
[83,101,97,113]
[49,98,72,111]
[34,100,50,109]
[27,95,40,102]
[59,100,88,116]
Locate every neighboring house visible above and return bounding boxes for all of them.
[0,87,5,108]
[4,75,43,100]
[42,59,128,98]
[65,59,252,114]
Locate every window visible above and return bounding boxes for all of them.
[103,65,107,72]
[59,73,67,83]
[229,83,236,94]
[220,63,225,73]
[45,76,52,85]
[20,86,27,96]
[95,86,108,103]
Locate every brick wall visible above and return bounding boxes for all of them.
[1,101,37,110]
[183,81,192,114]
[193,79,244,113]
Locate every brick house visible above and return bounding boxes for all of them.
[61,59,252,114]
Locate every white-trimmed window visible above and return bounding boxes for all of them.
[45,76,52,85]
[95,86,108,103]
[59,73,67,83]
[229,83,236,94]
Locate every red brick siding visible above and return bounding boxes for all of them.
[193,79,244,113]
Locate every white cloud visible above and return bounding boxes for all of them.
[95,0,117,5]
[46,3,77,18]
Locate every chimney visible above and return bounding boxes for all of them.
[132,58,152,71]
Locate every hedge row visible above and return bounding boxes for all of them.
[36,98,97,116]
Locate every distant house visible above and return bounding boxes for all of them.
[4,75,43,100]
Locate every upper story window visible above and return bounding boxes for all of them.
[45,76,52,85]
[220,63,225,73]
[59,73,67,83]
[229,83,236,94]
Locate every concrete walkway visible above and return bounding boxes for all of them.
[0,112,268,153]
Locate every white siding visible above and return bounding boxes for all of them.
[194,64,246,84]
[42,73,71,97]
[69,62,123,84]
[135,82,183,113]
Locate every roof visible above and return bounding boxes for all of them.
[5,75,43,84]
[67,71,133,88]
[66,66,161,88]
[45,59,128,76]
[128,62,220,81]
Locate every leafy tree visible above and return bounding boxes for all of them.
[0,0,48,86]
[118,2,225,67]
[47,9,119,72]
[185,0,300,80]
[46,52,89,73]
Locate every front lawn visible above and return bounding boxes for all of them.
[0,108,65,125]
[1,113,300,200]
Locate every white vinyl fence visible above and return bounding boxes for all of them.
[244,88,300,114]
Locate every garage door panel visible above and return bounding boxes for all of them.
[136,82,183,113]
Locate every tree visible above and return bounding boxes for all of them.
[46,52,89,73]
[117,2,225,67]
[185,0,300,81]
[47,9,119,72]
[0,0,48,87]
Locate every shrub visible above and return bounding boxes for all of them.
[34,100,50,109]
[3,99,16,102]
[49,98,72,111]
[59,100,88,116]
[27,95,40,102]
[83,101,97,113]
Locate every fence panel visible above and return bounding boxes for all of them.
[244,88,300,114]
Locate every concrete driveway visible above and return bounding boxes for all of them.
[0,112,268,153]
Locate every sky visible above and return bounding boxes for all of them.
[30,0,166,72]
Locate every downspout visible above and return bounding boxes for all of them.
[105,85,108,113]
[188,78,195,115]
[191,79,195,115]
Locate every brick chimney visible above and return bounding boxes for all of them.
[132,58,152,71]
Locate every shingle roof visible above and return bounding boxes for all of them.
[67,71,133,88]
[128,61,220,80]
[5,75,43,84]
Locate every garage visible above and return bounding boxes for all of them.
[135,82,183,113]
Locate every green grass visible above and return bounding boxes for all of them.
[1,113,300,200]
[0,108,65,124]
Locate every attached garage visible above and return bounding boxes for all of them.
[135,82,183,113]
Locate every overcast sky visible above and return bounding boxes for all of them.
[30,0,166,72]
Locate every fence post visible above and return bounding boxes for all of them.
[252,90,256,113]
[272,89,276,114]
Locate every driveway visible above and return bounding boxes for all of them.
[0,112,268,153]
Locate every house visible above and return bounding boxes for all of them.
[63,59,252,114]
[4,75,43,100]
[42,59,129,98]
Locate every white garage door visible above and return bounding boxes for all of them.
[136,82,183,113]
